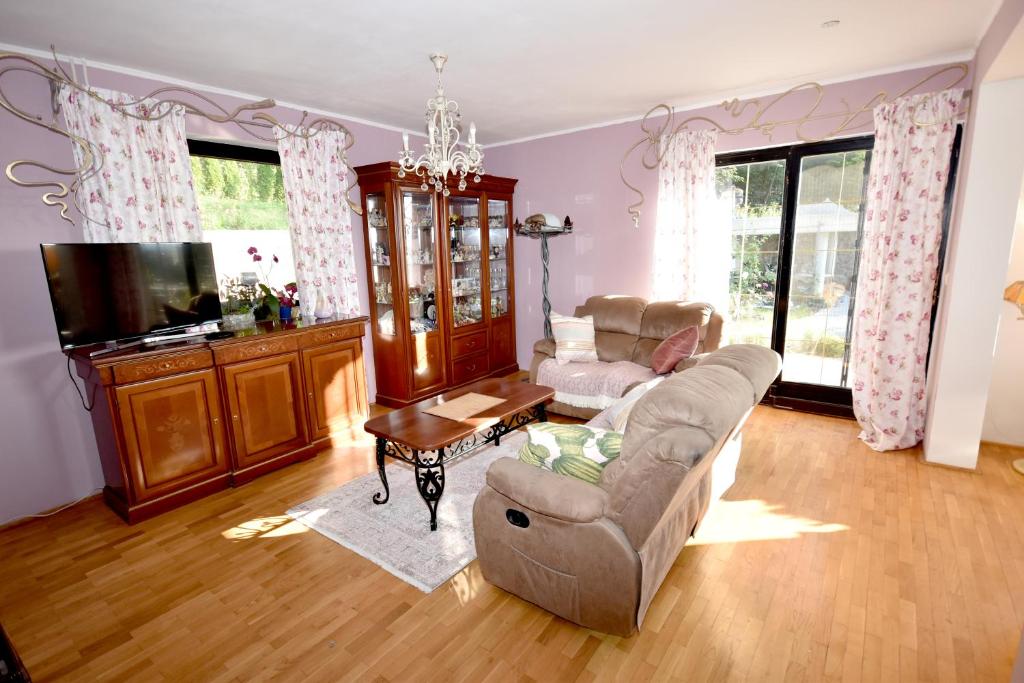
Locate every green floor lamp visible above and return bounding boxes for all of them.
[514,213,574,339]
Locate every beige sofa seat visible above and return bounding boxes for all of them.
[474,344,781,636]
[530,295,724,419]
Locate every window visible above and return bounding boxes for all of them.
[715,134,959,414]
[187,140,294,292]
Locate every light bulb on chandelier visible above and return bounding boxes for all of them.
[397,53,484,195]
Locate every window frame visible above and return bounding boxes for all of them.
[715,130,961,417]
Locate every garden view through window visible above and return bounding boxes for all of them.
[716,144,871,390]
[189,152,295,295]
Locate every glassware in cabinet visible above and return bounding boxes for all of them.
[366,193,395,336]
[400,190,439,335]
[487,199,510,318]
[448,196,484,327]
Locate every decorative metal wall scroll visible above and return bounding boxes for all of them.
[620,63,970,226]
[0,46,362,225]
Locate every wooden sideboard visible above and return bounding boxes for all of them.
[73,316,369,523]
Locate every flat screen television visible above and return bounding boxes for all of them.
[40,242,221,350]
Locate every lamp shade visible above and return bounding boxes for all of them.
[1005,280,1024,305]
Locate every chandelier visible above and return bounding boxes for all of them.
[398,54,484,196]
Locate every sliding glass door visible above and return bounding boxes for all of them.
[716,137,873,413]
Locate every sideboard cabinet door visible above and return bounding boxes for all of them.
[114,369,228,503]
[221,353,308,470]
[302,339,368,440]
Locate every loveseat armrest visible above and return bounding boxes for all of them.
[533,337,555,358]
[486,458,608,523]
[674,351,710,373]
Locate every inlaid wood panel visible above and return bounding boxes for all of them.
[411,331,446,393]
[299,322,364,348]
[221,353,307,470]
[114,369,227,502]
[490,316,516,371]
[113,349,212,384]
[302,339,368,440]
[212,335,298,365]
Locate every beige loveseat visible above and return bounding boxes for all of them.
[530,295,724,419]
[474,344,781,636]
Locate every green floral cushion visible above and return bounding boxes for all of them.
[518,423,623,485]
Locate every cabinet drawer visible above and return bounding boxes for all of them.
[213,336,298,365]
[451,351,489,385]
[452,331,488,359]
[299,322,364,348]
[113,349,213,384]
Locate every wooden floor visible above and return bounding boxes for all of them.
[2,406,1024,682]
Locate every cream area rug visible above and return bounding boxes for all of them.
[287,442,516,592]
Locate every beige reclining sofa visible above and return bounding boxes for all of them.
[474,344,781,636]
[530,295,724,419]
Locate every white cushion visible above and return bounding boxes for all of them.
[550,312,598,365]
[607,377,665,432]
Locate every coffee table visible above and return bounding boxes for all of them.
[362,378,554,531]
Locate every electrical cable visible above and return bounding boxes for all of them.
[66,351,98,412]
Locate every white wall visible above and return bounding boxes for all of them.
[982,191,1024,445]
[923,77,1024,468]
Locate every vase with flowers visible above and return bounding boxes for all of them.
[276,282,299,321]
[247,246,281,321]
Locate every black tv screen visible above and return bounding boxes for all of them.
[40,242,221,349]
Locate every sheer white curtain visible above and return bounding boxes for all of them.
[850,89,963,451]
[652,129,728,309]
[60,85,201,242]
[278,129,361,320]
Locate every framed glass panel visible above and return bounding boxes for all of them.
[448,196,483,327]
[366,192,394,336]
[401,190,439,335]
[487,199,510,318]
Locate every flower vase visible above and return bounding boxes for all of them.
[279,304,293,321]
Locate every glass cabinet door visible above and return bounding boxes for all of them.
[366,192,394,336]
[448,196,484,328]
[401,190,439,335]
[487,199,511,318]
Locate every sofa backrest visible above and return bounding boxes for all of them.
[573,295,724,368]
[598,344,782,549]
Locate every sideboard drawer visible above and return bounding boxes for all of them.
[298,322,365,349]
[452,331,488,359]
[451,350,489,385]
[213,335,299,365]
[113,349,213,384]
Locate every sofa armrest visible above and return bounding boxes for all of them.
[485,458,608,523]
[674,352,710,373]
[533,337,555,358]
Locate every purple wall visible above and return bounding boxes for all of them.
[484,64,973,371]
[0,54,406,524]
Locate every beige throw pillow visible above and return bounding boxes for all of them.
[550,312,598,365]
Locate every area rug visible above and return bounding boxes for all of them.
[287,443,515,592]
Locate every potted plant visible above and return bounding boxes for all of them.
[276,282,299,321]
[247,247,281,321]
[220,276,258,330]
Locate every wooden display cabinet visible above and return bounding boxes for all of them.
[75,316,368,522]
[355,162,518,407]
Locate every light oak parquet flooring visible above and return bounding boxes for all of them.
[2,406,1024,681]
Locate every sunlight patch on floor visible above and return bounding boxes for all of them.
[689,499,848,545]
[221,510,325,541]
[448,562,486,607]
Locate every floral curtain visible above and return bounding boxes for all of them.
[850,89,963,451]
[651,129,728,308]
[60,85,201,242]
[278,129,361,320]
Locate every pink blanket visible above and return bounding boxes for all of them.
[537,359,658,410]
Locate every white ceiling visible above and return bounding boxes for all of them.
[0,0,998,144]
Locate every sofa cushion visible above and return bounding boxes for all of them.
[550,313,599,365]
[536,358,658,411]
[577,296,645,363]
[633,301,715,366]
[606,377,665,432]
[519,423,623,485]
[650,326,699,374]
[695,344,783,404]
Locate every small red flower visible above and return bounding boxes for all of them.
[247,246,258,255]
[253,254,263,262]
[272,255,279,263]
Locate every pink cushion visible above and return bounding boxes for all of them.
[650,326,700,374]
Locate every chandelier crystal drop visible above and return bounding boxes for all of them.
[397,54,484,196]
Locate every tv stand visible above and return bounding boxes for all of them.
[71,316,369,523]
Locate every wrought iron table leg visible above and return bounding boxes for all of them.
[414,448,446,531]
[372,437,390,505]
